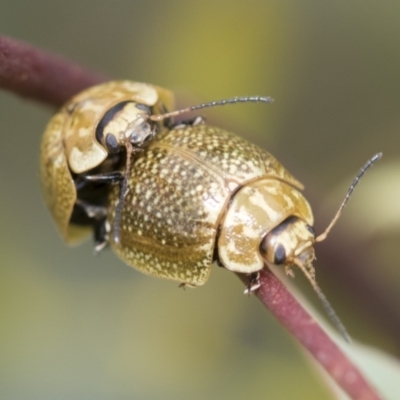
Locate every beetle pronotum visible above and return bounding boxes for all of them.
[40,81,381,342]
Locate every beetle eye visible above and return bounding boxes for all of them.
[128,122,154,145]
[306,224,316,236]
[105,134,120,153]
[135,103,152,114]
[273,244,286,265]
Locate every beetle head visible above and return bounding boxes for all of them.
[259,215,353,342]
[95,101,157,154]
[259,215,316,272]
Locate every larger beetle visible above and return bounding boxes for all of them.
[106,122,312,288]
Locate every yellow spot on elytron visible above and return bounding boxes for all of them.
[283,194,294,209]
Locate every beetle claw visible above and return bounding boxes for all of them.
[170,116,206,130]
[75,199,107,219]
[285,266,295,279]
[93,218,109,255]
[243,272,261,295]
[179,282,196,290]
[93,240,108,255]
[191,116,206,126]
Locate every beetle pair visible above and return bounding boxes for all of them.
[40,80,381,342]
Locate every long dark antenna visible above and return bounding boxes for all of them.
[294,260,351,343]
[149,96,274,122]
[316,152,382,242]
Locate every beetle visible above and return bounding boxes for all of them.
[40,80,381,341]
[40,81,174,251]
[104,118,380,342]
[105,122,307,287]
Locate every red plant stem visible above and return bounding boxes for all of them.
[0,35,108,107]
[239,269,382,400]
[0,34,383,400]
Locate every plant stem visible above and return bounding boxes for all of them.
[238,269,382,400]
[0,35,108,106]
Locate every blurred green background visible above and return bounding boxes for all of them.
[1,1,400,399]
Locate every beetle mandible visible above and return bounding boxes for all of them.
[40,80,381,341]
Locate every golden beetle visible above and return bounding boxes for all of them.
[40,81,174,248]
[40,80,380,341]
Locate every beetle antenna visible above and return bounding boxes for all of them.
[149,96,274,122]
[316,152,382,243]
[113,141,134,244]
[294,260,351,343]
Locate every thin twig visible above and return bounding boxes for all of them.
[238,269,382,400]
[0,35,108,106]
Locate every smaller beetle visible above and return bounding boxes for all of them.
[40,81,174,250]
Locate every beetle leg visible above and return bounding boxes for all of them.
[93,217,110,254]
[243,272,261,295]
[75,199,108,219]
[74,172,123,192]
[74,199,110,253]
[169,115,205,130]
[285,265,295,278]
[179,282,196,290]
[83,171,124,184]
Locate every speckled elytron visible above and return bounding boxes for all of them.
[106,124,313,286]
